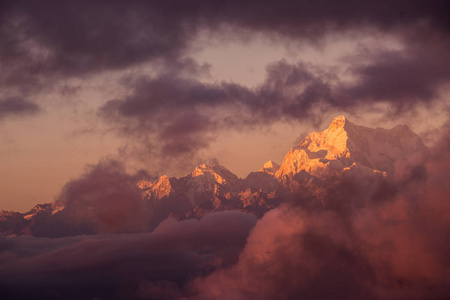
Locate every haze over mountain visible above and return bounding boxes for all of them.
[0,116,428,237]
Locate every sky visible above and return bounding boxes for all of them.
[1,0,450,212]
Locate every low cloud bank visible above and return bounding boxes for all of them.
[189,130,450,300]
[0,211,257,299]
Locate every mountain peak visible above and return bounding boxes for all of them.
[189,163,240,186]
[333,115,346,122]
[328,115,352,130]
[263,160,279,169]
[192,164,232,176]
[260,161,280,173]
[296,116,352,160]
[276,116,427,179]
[191,164,218,178]
[193,163,209,172]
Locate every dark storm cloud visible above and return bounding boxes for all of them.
[98,75,250,161]
[0,1,191,80]
[1,0,450,90]
[342,42,450,106]
[0,211,257,300]
[101,75,242,117]
[0,97,39,118]
[55,159,149,235]
[99,61,335,158]
[159,113,217,156]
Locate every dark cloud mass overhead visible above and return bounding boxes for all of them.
[1,0,450,89]
[343,43,450,105]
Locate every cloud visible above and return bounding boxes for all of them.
[0,211,257,299]
[159,113,216,156]
[0,1,190,85]
[98,61,335,163]
[15,159,169,237]
[341,39,450,108]
[191,207,376,300]
[0,97,39,118]
[100,54,447,163]
[55,159,149,235]
[1,0,449,160]
[98,47,450,168]
[1,0,450,92]
[187,128,450,300]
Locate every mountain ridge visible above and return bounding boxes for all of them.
[276,115,426,181]
[0,116,428,236]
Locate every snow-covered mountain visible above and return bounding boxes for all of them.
[0,203,63,236]
[138,164,242,210]
[0,116,428,236]
[244,160,280,193]
[276,115,426,181]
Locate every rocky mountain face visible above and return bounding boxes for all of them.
[0,203,63,236]
[277,115,426,178]
[0,116,428,236]
[276,115,426,189]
